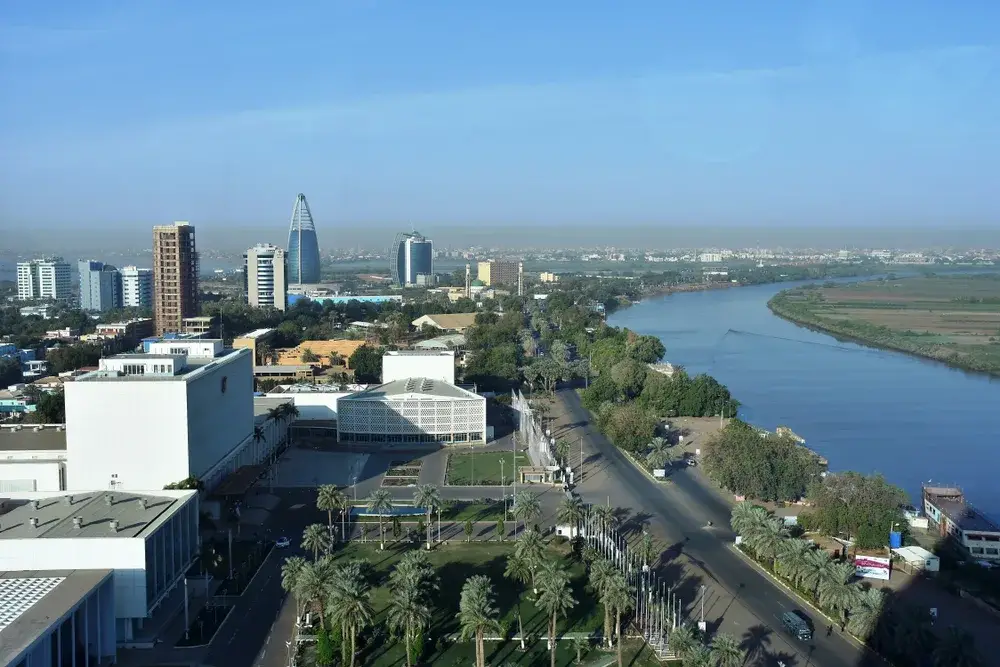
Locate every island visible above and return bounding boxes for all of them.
[768,274,1000,376]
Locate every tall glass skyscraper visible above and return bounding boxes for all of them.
[287,193,321,284]
[389,232,434,287]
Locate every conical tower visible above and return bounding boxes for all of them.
[287,193,321,284]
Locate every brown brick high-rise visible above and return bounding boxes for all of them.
[152,221,199,336]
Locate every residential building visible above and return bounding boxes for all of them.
[121,266,153,309]
[275,340,367,368]
[382,350,455,384]
[287,193,321,285]
[411,313,478,333]
[539,271,560,283]
[477,260,520,288]
[152,222,198,336]
[253,365,317,384]
[18,305,53,319]
[923,485,1000,561]
[93,318,155,347]
[78,260,122,312]
[389,232,434,287]
[181,315,218,337]
[244,244,288,310]
[337,377,487,445]
[233,328,277,364]
[63,342,258,491]
[16,258,72,301]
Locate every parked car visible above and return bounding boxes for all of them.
[781,611,813,641]
[275,536,291,548]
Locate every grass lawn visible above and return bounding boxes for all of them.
[446,451,527,486]
[319,539,606,665]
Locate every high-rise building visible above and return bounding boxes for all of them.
[287,193,321,285]
[243,244,288,311]
[121,265,154,308]
[79,260,122,312]
[477,260,520,288]
[152,221,199,336]
[16,257,72,301]
[389,232,434,287]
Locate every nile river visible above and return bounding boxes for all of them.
[610,280,1000,521]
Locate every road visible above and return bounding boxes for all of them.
[561,389,882,667]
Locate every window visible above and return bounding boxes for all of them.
[987,548,999,556]
[971,547,984,554]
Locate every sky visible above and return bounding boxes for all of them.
[1,0,999,238]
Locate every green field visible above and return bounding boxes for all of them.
[446,451,527,486]
[769,274,1000,374]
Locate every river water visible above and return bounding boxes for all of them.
[610,280,1000,521]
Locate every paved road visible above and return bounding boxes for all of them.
[561,389,882,667]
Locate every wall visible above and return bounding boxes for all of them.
[0,460,64,492]
[65,381,190,490]
[185,353,254,477]
[383,353,455,384]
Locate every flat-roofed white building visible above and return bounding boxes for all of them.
[382,350,455,384]
[0,424,68,492]
[0,489,198,642]
[64,342,258,490]
[337,377,486,445]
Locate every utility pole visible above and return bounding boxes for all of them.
[579,435,584,482]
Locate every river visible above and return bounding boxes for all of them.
[609,280,1000,521]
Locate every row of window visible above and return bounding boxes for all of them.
[339,431,485,443]
[969,547,999,556]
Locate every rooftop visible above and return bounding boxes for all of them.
[239,328,275,340]
[385,350,455,357]
[926,494,1000,533]
[413,334,467,350]
[0,425,67,452]
[412,313,477,330]
[0,490,191,539]
[74,348,248,383]
[0,569,113,667]
[342,377,480,402]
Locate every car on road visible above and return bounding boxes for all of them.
[781,610,813,641]
[275,536,291,548]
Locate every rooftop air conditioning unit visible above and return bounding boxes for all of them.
[29,517,38,528]
[73,516,83,529]
[109,520,119,533]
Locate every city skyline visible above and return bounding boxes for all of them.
[1,2,998,230]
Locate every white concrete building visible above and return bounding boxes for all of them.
[337,377,486,445]
[0,424,67,492]
[17,258,72,301]
[64,342,257,490]
[382,350,455,384]
[244,244,288,311]
[121,266,154,309]
[0,489,198,642]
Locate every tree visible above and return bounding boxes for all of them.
[327,563,373,667]
[280,556,307,619]
[337,492,353,543]
[572,636,588,664]
[847,587,886,640]
[294,559,333,628]
[798,548,836,597]
[512,490,541,539]
[33,389,66,424]
[316,485,343,539]
[557,496,586,538]
[0,358,23,387]
[744,518,789,570]
[804,471,909,549]
[932,627,983,667]
[457,575,501,667]
[515,528,546,593]
[349,345,384,383]
[599,402,657,454]
[817,561,858,629]
[775,538,814,585]
[315,626,335,666]
[537,561,576,667]
[302,523,331,562]
[609,358,647,399]
[387,579,431,667]
[504,553,532,649]
[366,489,393,550]
[645,436,675,471]
[589,559,616,647]
[639,532,656,569]
[667,624,700,661]
[301,348,320,363]
[414,484,441,550]
[730,502,771,537]
[709,633,744,667]
[605,571,633,667]
[496,518,505,542]
[464,518,474,543]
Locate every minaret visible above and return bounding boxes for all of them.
[517,262,524,297]
[465,263,471,298]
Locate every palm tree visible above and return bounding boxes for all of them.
[667,624,700,661]
[515,527,546,593]
[683,644,712,667]
[457,575,501,667]
[605,571,633,667]
[317,485,343,538]
[730,502,771,537]
[798,548,836,596]
[302,523,331,561]
[327,563,373,667]
[387,581,431,667]
[337,492,353,542]
[744,518,788,569]
[847,587,886,640]
[512,490,541,538]
[817,561,859,629]
[504,552,532,649]
[932,627,983,667]
[390,550,439,602]
[294,559,333,629]
[775,538,813,584]
[592,504,618,548]
[279,401,300,423]
[589,558,616,647]
[639,532,656,570]
[280,556,306,619]
[890,604,936,664]
[414,484,442,550]
[645,436,674,471]
[366,489,393,550]
[557,495,586,538]
[537,561,576,667]
[709,633,744,667]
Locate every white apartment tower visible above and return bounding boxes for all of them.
[243,244,288,311]
[16,257,72,301]
[121,265,154,308]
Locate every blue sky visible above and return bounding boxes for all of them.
[1,0,998,230]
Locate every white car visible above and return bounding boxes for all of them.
[275,536,291,548]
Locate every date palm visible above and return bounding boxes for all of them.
[316,485,343,538]
[294,559,333,629]
[515,527,546,593]
[744,517,788,569]
[337,492,353,542]
[414,483,441,550]
[457,575,501,667]
[592,504,618,547]
[730,502,771,537]
[280,556,306,619]
[932,627,984,667]
[775,538,813,584]
[638,532,656,569]
[513,490,541,538]
[846,587,886,640]
[604,571,633,667]
[798,548,836,596]
[302,523,331,562]
[387,581,431,667]
[366,489,393,550]
[504,552,532,649]
[683,644,712,667]
[709,632,744,667]
[537,561,576,667]
[588,558,616,647]
[667,624,700,661]
[327,563,373,667]
[557,495,586,538]
[390,550,439,602]
[817,561,859,629]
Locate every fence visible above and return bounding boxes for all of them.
[512,390,556,468]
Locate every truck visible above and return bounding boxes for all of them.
[780,611,813,641]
